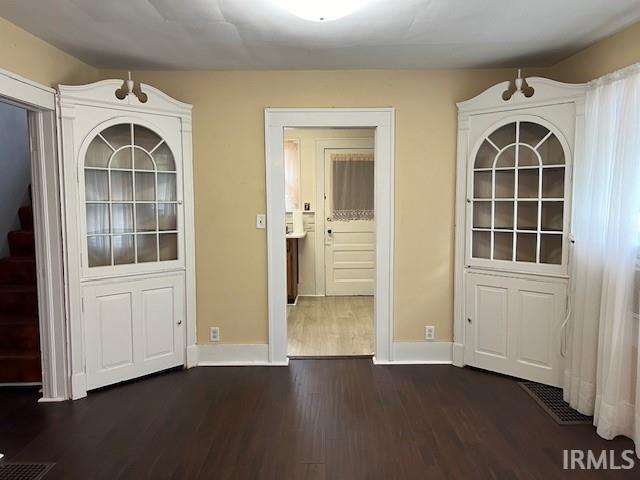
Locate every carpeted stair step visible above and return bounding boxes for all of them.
[0,316,40,355]
[0,257,37,285]
[18,205,34,231]
[8,230,35,257]
[0,354,41,383]
[0,285,38,316]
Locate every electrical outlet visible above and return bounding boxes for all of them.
[256,214,266,229]
[425,326,435,341]
[209,327,220,342]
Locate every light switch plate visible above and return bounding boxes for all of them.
[256,214,266,229]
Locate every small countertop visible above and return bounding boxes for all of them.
[286,231,307,239]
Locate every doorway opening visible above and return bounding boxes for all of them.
[264,108,395,365]
[0,101,40,385]
[284,128,375,357]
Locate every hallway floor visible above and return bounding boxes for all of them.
[287,296,373,356]
[1,360,638,479]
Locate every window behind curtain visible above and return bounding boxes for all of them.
[331,152,374,221]
[284,140,300,211]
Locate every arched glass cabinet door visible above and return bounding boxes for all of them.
[83,123,179,268]
[470,120,567,269]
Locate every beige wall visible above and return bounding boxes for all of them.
[4,14,639,348]
[102,68,519,344]
[549,21,640,83]
[0,17,98,87]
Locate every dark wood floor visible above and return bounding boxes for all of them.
[1,360,638,479]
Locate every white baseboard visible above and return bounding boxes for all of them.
[197,344,280,366]
[70,373,87,399]
[452,342,465,367]
[38,396,66,403]
[186,344,198,368]
[389,341,453,364]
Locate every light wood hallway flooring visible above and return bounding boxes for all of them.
[287,296,373,356]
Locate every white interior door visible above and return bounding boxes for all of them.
[83,274,184,390]
[324,148,375,296]
[465,272,566,386]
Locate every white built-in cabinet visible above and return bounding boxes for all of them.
[58,80,196,398]
[455,77,585,386]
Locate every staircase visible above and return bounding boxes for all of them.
[0,203,41,383]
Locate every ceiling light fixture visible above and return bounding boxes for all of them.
[273,0,369,22]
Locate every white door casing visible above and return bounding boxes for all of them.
[324,148,375,296]
[265,108,395,364]
[58,80,196,398]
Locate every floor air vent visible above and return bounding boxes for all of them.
[518,381,593,425]
[0,462,54,480]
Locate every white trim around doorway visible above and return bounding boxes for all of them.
[0,67,68,401]
[264,108,395,364]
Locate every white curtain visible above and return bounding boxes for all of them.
[331,152,374,221]
[565,63,640,456]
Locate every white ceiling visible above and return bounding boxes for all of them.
[2,0,640,70]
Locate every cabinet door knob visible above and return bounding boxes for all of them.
[177,319,183,326]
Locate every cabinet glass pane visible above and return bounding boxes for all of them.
[540,234,562,264]
[494,232,513,261]
[85,170,108,201]
[475,140,496,169]
[542,168,565,198]
[159,233,178,261]
[152,142,176,171]
[496,145,516,168]
[110,148,132,169]
[538,134,565,165]
[494,201,514,229]
[519,122,549,147]
[134,125,161,151]
[516,233,537,263]
[87,236,111,267]
[495,170,515,198]
[489,123,516,149]
[517,201,538,230]
[135,172,156,201]
[157,173,177,201]
[518,145,539,167]
[137,234,157,263]
[86,204,109,234]
[135,204,157,232]
[472,231,491,259]
[473,171,492,199]
[113,235,135,265]
[112,203,134,233]
[85,136,112,168]
[134,149,155,170]
[111,171,133,201]
[473,201,491,229]
[518,169,539,198]
[541,201,564,231]
[101,124,131,150]
[158,203,177,231]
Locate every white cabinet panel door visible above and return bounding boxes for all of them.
[466,272,566,386]
[324,148,375,296]
[84,274,184,390]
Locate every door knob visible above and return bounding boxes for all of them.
[327,229,332,234]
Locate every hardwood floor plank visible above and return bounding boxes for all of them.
[0,360,638,479]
